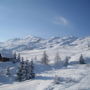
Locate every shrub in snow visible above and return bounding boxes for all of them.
[41,51,49,65]
[79,54,86,64]
[6,67,11,76]
[53,75,60,84]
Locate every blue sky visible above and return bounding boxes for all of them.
[0,0,90,41]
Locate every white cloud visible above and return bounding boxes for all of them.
[53,16,69,25]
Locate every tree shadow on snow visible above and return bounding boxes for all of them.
[69,58,90,66]
[69,61,79,65]
[34,63,53,74]
[36,75,53,80]
[85,58,90,64]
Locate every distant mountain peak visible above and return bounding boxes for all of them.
[0,35,90,53]
[23,35,43,39]
[7,38,21,42]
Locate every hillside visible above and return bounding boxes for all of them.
[0,35,90,90]
[0,35,90,56]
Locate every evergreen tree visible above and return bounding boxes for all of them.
[25,60,35,79]
[12,52,17,63]
[13,52,17,59]
[41,51,49,65]
[17,60,35,81]
[64,56,69,67]
[54,52,61,64]
[25,60,30,80]
[30,60,34,73]
[17,53,21,62]
[79,54,85,64]
[30,60,35,78]
[17,61,26,81]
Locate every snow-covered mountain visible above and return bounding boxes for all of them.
[0,35,90,53]
[0,35,90,90]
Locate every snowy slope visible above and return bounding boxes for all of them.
[0,62,90,90]
[0,35,89,52]
[0,35,90,90]
[0,35,90,58]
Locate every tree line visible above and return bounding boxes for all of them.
[5,51,86,82]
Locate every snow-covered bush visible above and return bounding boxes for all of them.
[6,67,11,76]
[53,75,60,84]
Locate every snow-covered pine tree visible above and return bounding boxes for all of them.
[17,67,23,81]
[30,60,35,78]
[17,60,26,81]
[79,54,85,64]
[25,60,35,80]
[13,52,17,59]
[17,53,21,62]
[30,60,34,73]
[20,57,24,64]
[12,52,17,63]
[24,60,30,80]
[41,51,49,65]
[54,52,61,65]
[17,60,35,81]
[64,56,69,67]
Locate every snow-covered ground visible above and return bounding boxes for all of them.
[0,62,90,90]
[0,36,90,90]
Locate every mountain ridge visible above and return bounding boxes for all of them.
[0,35,90,53]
